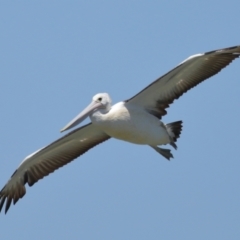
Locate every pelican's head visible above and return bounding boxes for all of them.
[92,93,112,112]
[60,93,112,132]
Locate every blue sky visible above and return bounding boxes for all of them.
[0,1,240,239]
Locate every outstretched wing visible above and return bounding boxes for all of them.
[126,45,240,118]
[0,123,110,214]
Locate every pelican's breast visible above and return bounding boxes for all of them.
[91,102,131,129]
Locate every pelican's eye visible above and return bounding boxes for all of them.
[98,97,102,102]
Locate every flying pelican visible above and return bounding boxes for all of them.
[0,45,240,214]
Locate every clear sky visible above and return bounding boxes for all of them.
[0,1,240,240]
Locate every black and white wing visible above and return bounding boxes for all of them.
[0,123,110,214]
[127,45,240,118]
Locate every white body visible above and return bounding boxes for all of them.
[90,102,170,145]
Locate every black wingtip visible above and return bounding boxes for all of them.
[5,197,12,214]
[0,196,6,213]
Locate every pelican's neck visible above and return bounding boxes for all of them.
[90,108,110,124]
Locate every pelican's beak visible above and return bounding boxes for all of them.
[60,101,103,132]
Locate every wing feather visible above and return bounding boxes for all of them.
[0,123,110,213]
[126,45,240,118]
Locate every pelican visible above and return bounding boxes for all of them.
[0,45,240,214]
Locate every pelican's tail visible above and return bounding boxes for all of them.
[165,121,183,149]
